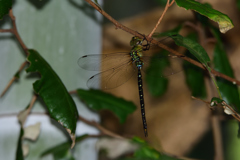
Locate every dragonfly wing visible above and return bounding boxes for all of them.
[87,61,136,90]
[78,52,131,71]
[142,53,182,77]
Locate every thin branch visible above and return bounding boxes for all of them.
[221,101,240,121]
[0,61,28,97]
[194,97,240,122]
[191,96,211,105]
[71,90,124,138]
[0,112,48,118]
[8,9,28,55]
[169,0,175,6]
[17,94,38,126]
[28,95,37,112]
[79,115,125,139]
[84,0,143,37]
[211,115,224,160]
[69,90,77,95]
[84,0,240,87]
[0,29,14,33]
[0,110,124,139]
[0,77,17,97]
[148,0,175,38]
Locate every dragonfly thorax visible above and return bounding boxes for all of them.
[130,49,144,68]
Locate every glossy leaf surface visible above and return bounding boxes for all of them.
[77,89,136,123]
[118,137,183,160]
[26,49,79,147]
[212,32,240,111]
[170,34,210,68]
[0,0,12,19]
[41,135,88,159]
[183,34,206,98]
[175,0,234,33]
[145,51,169,97]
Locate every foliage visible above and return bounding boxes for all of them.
[77,89,136,123]
[0,0,12,19]
[26,49,79,144]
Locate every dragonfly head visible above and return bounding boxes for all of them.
[130,36,143,47]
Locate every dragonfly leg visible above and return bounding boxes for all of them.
[142,36,150,51]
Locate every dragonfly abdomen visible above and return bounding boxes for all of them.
[137,67,148,137]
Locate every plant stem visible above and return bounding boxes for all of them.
[211,114,224,160]
[148,0,175,38]
[0,61,27,97]
[78,115,125,139]
[9,9,28,56]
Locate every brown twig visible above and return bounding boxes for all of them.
[0,77,17,97]
[84,0,240,87]
[28,95,37,111]
[211,115,224,160]
[147,0,175,38]
[8,9,28,56]
[194,96,224,159]
[17,94,38,126]
[70,90,125,138]
[0,110,123,139]
[194,97,240,122]
[191,96,211,105]
[0,61,28,97]
[79,115,125,139]
[69,90,77,95]
[221,101,240,122]
[0,29,13,33]
[84,0,143,37]
[0,112,49,118]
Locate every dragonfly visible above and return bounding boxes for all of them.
[78,36,181,137]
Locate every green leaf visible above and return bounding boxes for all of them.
[41,134,88,159]
[183,34,206,98]
[119,137,183,160]
[184,60,206,98]
[131,137,161,160]
[26,49,79,147]
[77,89,136,123]
[0,0,12,19]
[212,32,240,111]
[210,97,223,106]
[167,33,222,98]
[195,10,210,27]
[170,34,210,68]
[145,51,169,97]
[16,128,24,160]
[175,0,234,33]
[237,0,240,11]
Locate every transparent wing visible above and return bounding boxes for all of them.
[87,61,136,90]
[78,52,131,71]
[141,52,183,77]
